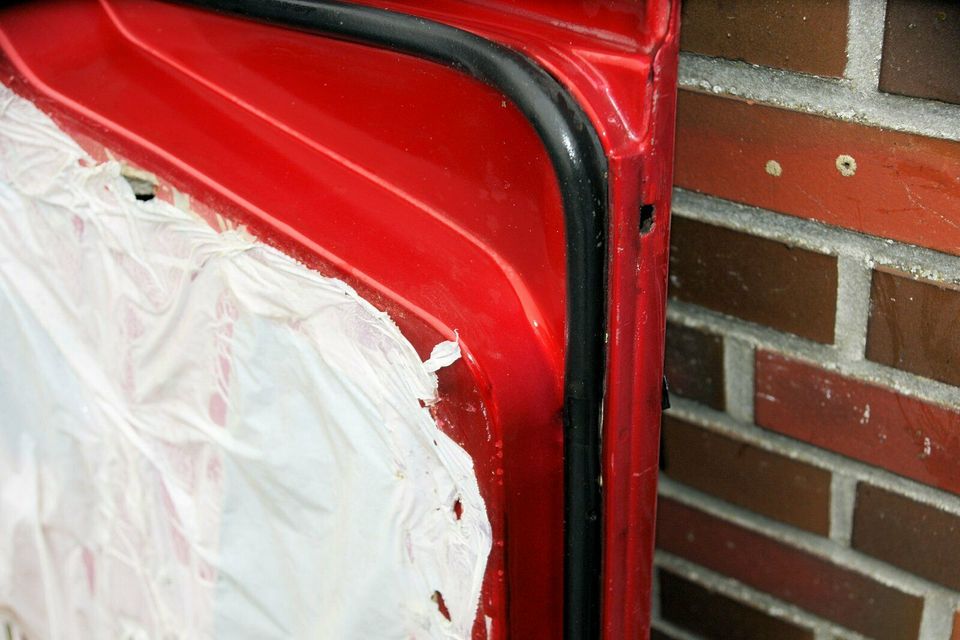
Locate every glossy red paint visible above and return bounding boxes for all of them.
[0,1,678,637]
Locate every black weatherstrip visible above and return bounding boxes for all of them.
[184,1,609,637]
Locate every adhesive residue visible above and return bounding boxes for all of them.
[0,85,490,639]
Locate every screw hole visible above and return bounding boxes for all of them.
[639,203,655,235]
[122,175,156,201]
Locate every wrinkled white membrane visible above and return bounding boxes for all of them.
[0,85,490,639]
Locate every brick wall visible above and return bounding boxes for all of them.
[654,1,960,639]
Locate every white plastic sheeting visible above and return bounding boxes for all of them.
[0,85,490,639]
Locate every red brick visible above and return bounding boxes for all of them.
[852,484,960,591]
[680,0,848,77]
[866,268,960,387]
[880,0,960,105]
[656,498,924,640]
[661,416,831,534]
[952,610,960,640]
[669,217,838,343]
[664,322,725,409]
[755,351,960,495]
[675,90,960,256]
[659,569,815,640]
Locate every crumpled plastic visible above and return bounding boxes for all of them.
[0,84,490,640]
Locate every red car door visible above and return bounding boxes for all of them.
[0,1,679,637]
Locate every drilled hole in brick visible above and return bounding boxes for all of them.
[453,498,463,520]
[639,203,655,235]
[835,154,857,177]
[431,590,451,621]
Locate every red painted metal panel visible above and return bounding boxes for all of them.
[0,1,678,636]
